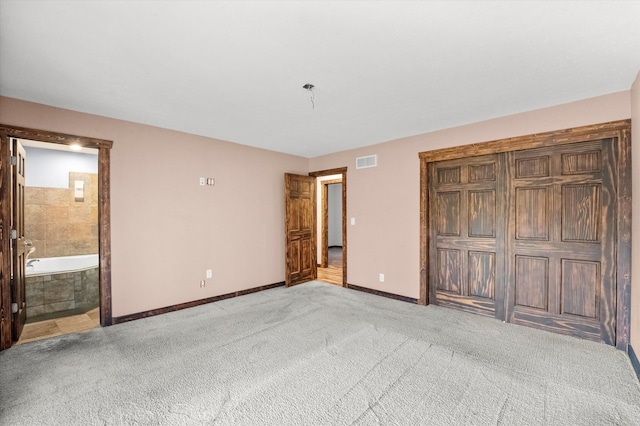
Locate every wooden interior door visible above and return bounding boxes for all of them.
[505,139,617,344]
[428,154,505,319]
[11,138,27,341]
[284,173,316,286]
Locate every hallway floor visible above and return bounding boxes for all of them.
[17,307,100,345]
[317,247,343,286]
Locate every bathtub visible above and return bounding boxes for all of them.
[26,254,99,276]
[25,254,100,320]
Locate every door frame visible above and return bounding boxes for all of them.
[0,124,113,350]
[310,167,347,286]
[11,139,27,340]
[418,120,631,350]
[320,178,342,268]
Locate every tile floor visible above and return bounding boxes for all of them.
[17,307,100,345]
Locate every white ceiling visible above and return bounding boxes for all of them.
[1,1,639,158]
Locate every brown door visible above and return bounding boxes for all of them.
[505,139,616,344]
[428,154,506,319]
[284,173,316,286]
[11,138,27,341]
[427,139,617,344]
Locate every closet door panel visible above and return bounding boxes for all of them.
[505,139,616,345]
[436,248,462,294]
[515,187,549,240]
[514,255,549,311]
[468,190,495,237]
[429,154,505,319]
[468,251,495,299]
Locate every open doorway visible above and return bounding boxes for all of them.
[18,140,100,343]
[0,124,113,350]
[310,168,347,287]
[284,168,347,287]
[316,178,342,285]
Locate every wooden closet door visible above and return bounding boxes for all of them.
[428,154,506,319]
[505,139,617,344]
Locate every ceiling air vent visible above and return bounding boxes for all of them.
[356,154,377,169]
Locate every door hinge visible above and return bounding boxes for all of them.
[10,229,17,240]
[11,303,18,314]
[10,156,17,166]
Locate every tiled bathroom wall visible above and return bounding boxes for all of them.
[25,172,98,258]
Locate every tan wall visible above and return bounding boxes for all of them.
[631,71,640,352]
[26,172,98,258]
[1,91,634,332]
[310,91,631,300]
[1,96,308,317]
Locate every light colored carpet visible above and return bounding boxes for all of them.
[1,281,639,425]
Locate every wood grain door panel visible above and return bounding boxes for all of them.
[505,139,616,345]
[429,154,505,318]
[285,173,316,286]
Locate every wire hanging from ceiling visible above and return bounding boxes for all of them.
[302,83,315,109]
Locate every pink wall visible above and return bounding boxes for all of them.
[310,91,631,300]
[0,97,308,316]
[631,71,640,352]
[1,90,634,336]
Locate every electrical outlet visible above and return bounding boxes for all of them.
[200,280,206,288]
[379,273,385,282]
[199,177,205,186]
[206,269,212,279]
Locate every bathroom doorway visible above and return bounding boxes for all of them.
[0,124,113,350]
[19,139,100,343]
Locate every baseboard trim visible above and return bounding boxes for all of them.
[112,281,285,325]
[347,283,417,304]
[629,344,640,383]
